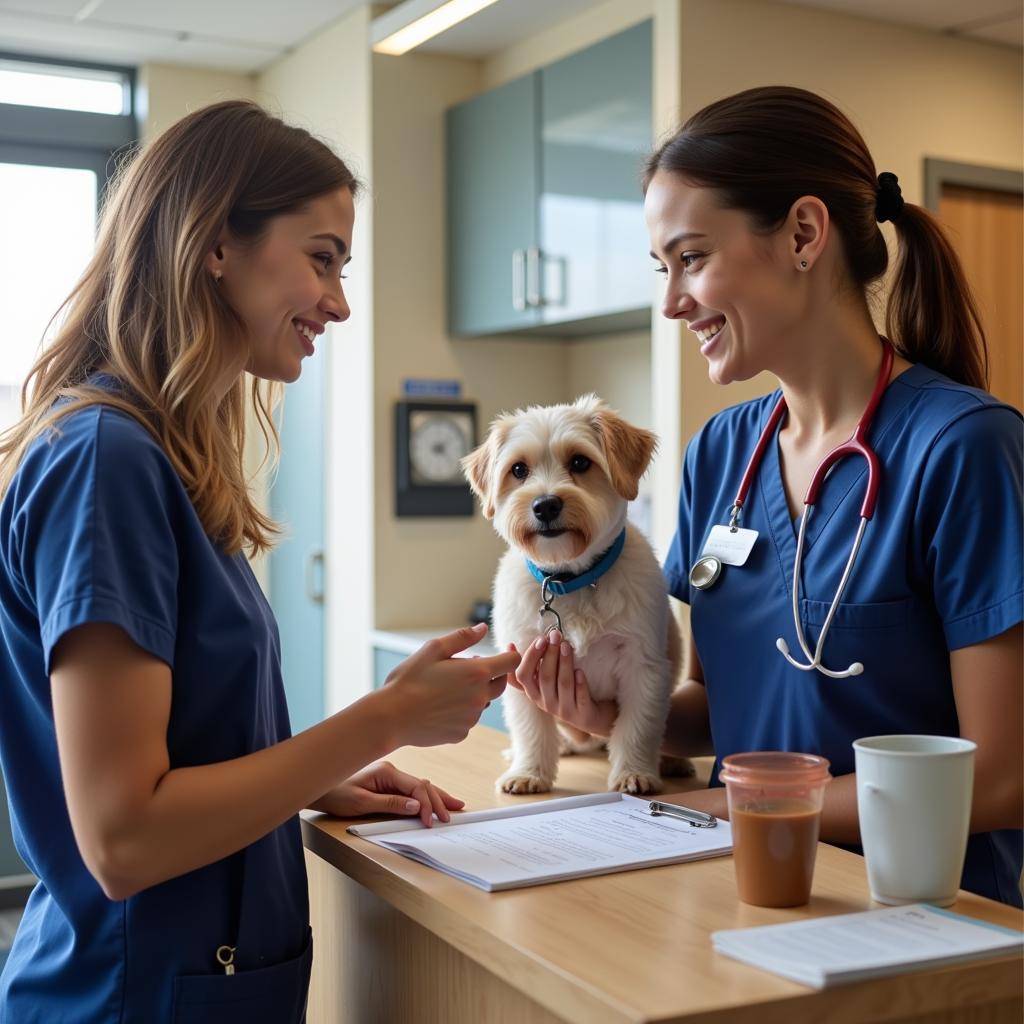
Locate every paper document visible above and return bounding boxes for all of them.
[713,904,1024,989]
[349,792,733,891]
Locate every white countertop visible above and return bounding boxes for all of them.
[371,627,499,659]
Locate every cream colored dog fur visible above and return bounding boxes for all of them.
[463,394,682,795]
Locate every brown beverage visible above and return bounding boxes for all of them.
[731,801,822,907]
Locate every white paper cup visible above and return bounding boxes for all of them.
[853,735,975,907]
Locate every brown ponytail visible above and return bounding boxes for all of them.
[886,204,988,390]
[645,86,989,390]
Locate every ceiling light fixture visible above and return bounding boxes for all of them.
[372,0,501,56]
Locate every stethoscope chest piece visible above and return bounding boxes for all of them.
[689,554,723,591]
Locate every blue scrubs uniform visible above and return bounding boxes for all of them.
[0,398,312,1022]
[664,364,1023,907]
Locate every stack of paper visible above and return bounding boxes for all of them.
[713,904,1023,988]
[349,792,733,892]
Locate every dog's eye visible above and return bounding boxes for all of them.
[569,455,591,474]
[510,462,529,480]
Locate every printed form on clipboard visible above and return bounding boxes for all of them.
[347,792,733,891]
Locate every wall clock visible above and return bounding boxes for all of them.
[394,400,476,517]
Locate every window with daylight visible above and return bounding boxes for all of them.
[0,54,136,431]
[0,57,129,115]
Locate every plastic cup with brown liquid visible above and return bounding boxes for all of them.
[719,752,832,908]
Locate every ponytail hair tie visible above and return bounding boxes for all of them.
[876,171,904,223]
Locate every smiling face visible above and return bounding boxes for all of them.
[209,187,355,384]
[645,171,806,386]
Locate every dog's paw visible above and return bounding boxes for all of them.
[659,754,697,778]
[496,769,553,795]
[609,770,662,795]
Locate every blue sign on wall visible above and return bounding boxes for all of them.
[402,379,462,398]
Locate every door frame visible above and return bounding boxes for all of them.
[924,158,1023,211]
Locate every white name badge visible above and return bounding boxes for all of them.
[701,524,759,566]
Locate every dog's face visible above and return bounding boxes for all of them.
[462,395,656,566]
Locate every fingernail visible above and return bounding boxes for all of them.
[534,636,547,650]
[561,642,571,657]
[405,800,420,813]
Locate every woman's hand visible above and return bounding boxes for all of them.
[310,761,464,828]
[507,630,618,738]
[381,623,520,748]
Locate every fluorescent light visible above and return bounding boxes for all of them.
[373,0,501,56]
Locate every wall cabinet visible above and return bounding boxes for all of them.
[447,21,652,337]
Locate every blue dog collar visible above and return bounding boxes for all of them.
[525,528,627,595]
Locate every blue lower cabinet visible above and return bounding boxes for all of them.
[372,648,506,733]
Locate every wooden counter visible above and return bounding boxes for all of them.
[301,726,1023,1024]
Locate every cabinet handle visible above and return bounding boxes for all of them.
[305,549,325,605]
[545,254,568,307]
[512,249,526,311]
[526,247,543,308]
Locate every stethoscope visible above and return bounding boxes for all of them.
[689,340,894,679]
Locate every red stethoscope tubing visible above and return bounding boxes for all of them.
[723,339,895,678]
[730,339,894,525]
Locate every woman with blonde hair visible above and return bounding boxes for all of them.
[0,100,517,1022]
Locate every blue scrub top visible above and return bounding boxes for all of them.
[0,395,311,1022]
[664,364,1023,907]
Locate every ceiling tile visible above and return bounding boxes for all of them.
[0,1,83,16]
[73,0,363,48]
[154,37,278,73]
[965,16,1024,47]
[0,11,165,65]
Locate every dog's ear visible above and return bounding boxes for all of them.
[591,407,658,501]
[461,440,496,518]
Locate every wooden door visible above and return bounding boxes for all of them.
[938,183,1023,411]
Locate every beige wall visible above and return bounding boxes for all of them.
[258,6,376,709]
[137,64,256,143]
[370,50,571,629]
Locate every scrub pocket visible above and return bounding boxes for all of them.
[800,597,909,630]
[171,928,312,1024]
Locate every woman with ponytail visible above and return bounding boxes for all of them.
[510,86,1022,906]
[0,101,518,1022]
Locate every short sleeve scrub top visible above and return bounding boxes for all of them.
[0,393,311,1022]
[663,364,1023,907]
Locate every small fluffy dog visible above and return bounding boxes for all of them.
[462,394,683,795]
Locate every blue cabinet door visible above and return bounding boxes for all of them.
[269,362,325,735]
[538,21,653,326]
[447,74,540,336]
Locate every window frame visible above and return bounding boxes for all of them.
[0,51,137,202]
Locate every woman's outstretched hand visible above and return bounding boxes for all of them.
[382,622,520,748]
[311,761,464,828]
[507,630,617,738]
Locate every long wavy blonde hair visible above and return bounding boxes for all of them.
[0,100,359,557]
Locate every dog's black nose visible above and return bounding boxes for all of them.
[532,495,563,524]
